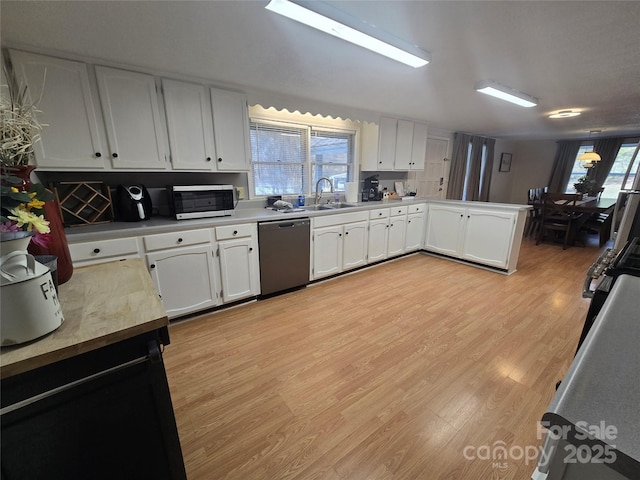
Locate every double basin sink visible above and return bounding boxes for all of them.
[301,202,358,211]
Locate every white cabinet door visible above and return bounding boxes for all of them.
[424,204,466,256]
[343,221,368,270]
[313,225,343,279]
[210,88,250,171]
[405,211,426,251]
[409,122,428,170]
[218,236,259,303]
[367,218,389,263]
[387,215,407,257]
[162,79,216,170]
[461,209,516,268]
[10,50,105,169]
[95,66,167,169]
[377,116,397,171]
[360,122,380,171]
[147,245,218,318]
[393,119,414,170]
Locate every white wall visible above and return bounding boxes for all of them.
[508,139,558,204]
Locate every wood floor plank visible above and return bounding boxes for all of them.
[164,236,605,479]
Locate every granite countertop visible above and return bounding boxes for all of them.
[64,198,531,243]
[542,274,640,478]
[0,258,168,379]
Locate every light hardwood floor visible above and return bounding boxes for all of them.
[164,236,606,480]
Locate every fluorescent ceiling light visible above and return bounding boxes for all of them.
[549,110,581,118]
[265,0,430,68]
[474,80,538,108]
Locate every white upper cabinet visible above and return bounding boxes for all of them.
[162,79,216,170]
[95,66,167,170]
[360,117,428,171]
[9,50,105,169]
[210,88,250,171]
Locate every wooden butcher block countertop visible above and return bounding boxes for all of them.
[0,258,168,379]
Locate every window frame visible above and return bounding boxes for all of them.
[248,114,358,199]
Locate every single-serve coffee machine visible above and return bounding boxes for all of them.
[363,175,382,201]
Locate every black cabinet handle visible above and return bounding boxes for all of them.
[150,264,156,269]
[249,247,253,252]
[93,248,100,254]
[218,157,223,162]
[112,152,118,158]
[345,231,349,235]
[177,238,183,243]
[233,230,238,235]
[206,157,212,162]
[95,152,102,158]
[339,233,342,237]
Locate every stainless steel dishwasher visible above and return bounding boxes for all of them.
[258,218,311,296]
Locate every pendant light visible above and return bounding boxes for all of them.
[578,130,601,168]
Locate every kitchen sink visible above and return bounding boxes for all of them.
[304,202,357,211]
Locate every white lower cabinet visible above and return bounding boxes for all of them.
[143,229,219,318]
[342,221,369,270]
[367,208,390,264]
[215,224,260,303]
[146,244,220,318]
[69,237,141,267]
[405,204,427,252]
[460,209,516,269]
[424,203,519,271]
[312,211,370,280]
[387,206,408,257]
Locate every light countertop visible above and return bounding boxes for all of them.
[0,258,168,379]
[542,274,640,478]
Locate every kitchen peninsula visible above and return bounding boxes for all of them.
[0,259,186,480]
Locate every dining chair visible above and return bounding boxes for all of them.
[536,192,583,249]
[525,187,546,237]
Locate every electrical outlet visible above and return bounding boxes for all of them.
[235,186,245,200]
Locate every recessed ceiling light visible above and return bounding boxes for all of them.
[265,0,430,68]
[549,110,581,118]
[474,80,538,108]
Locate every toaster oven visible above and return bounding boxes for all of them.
[168,185,235,220]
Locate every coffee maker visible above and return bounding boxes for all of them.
[363,175,382,201]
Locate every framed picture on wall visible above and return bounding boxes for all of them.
[499,153,512,172]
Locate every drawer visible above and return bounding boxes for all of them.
[312,211,369,228]
[70,237,140,263]
[369,208,389,220]
[390,205,408,216]
[143,229,211,252]
[216,223,256,241]
[406,203,427,214]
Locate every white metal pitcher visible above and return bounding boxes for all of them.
[0,250,64,346]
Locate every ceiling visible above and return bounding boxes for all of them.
[2,0,640,141]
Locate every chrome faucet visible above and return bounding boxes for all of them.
[315,177,334,204]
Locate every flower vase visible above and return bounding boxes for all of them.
[10,165,74,285]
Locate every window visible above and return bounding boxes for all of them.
[250,118,355,198]
[565,140,640,197]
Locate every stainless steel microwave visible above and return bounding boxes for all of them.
[168,185,235,220]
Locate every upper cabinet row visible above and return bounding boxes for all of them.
[360,117,428,171]
[8,50,250,171]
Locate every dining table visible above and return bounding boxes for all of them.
[564,196,618,246]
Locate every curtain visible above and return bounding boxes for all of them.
[446,133,495,201]
[548,140,582,192]
[586,137,624,192]
[478,137,495,201]
[446,133,471,200]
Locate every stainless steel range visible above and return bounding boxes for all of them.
[578,236,640,353]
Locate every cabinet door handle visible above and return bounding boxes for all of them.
[345,231,349,235]
[206,157,212,162]
[150,264,156,269]
[218,157,223,162]
[95,152,102,158]
[249,247,253,252]
[112,152,118,158]
[0,352,151,416]
[177,238,183,243]
[93,248,101,254]
[233,230,238,235]
[339,233,342,237]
